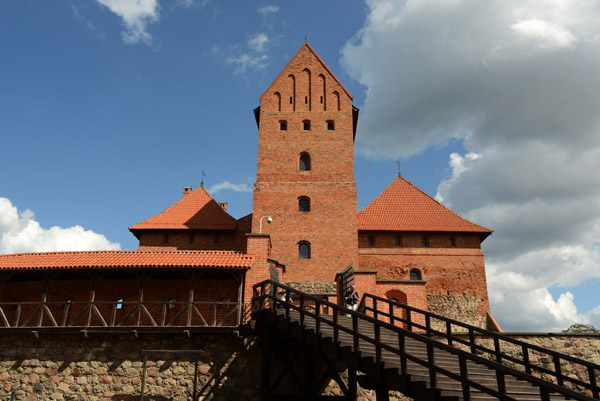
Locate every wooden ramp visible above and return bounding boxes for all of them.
[251,280,599,401]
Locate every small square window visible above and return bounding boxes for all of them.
[303,121,310,130]
[327,121,334,130]
[280,121,287,131]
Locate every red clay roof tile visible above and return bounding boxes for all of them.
[129,186,237,231]
[0,250,253,271]
[358,176,492,234]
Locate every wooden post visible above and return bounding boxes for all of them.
[187,271,196,326]
[87,274,98,327]
[38,275,50,327]
[260,330,273,400]
[347,367,357,401]
[137,272,146,326]
[237,271,244,325]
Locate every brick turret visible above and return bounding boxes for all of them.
[251,43,359,282]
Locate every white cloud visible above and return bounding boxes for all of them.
[96,0,159,45]
[342,0,600,331]
[248,32,269,53]
[0,198,120,254]
[258,5,279,16]
[226,53,268,74]
[207,181,253,195]
[511,19,577,48]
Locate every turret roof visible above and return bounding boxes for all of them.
[358,176,493,235]
[129,186,237,231]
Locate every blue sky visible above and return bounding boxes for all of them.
[2,0,600,332]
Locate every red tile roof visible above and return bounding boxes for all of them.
[129,186,237,231]
[358,176,493,234]
[0,250,254,271]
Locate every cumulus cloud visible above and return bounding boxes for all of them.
[258,5,279,16]
[248,32,269,53]
[224,33,271,73]
[96,0,159,45]
[342,0,600,331]
[207,181,253,194]
[0,198,120,254]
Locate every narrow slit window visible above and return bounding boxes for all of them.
[299,153,311,171]
[395,236,401,247]
[190,234,194,244]
[450,236,456,247]
[368,236,375,247]
[422,236,429,247]
[214,234,220,245]
[164,234,169,244]
[299,242,311,259]
[290,96,293,104]
[305,96,308,104]
[320,96,323,104]
[299,197,310,212]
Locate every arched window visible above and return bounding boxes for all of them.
[299,153,311,171]
[410,269,421,281]
[299,241,311,259]
[298,197,310,212]
[280,120,287,131]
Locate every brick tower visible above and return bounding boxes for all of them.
[251,43,359,282]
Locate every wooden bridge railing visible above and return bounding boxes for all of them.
[0,299,241,328]
[252,280,598,401]
[360,293,600,398]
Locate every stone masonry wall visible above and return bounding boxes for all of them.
[0,333,262,401]
[450,334,600,396]
[427,294,487,330]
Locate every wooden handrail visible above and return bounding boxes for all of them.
[359,292,600,398]
[252,279,598,401]
[0,300,242,328]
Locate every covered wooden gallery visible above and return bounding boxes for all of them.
[0,250,255,333]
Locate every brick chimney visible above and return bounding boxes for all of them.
[183,187,192,197]
[218,202,228,212]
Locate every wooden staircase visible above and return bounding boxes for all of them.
[251,280,599,401]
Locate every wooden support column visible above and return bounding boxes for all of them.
[237,271,244,325]
[187,271,196,326]
[376,385,390,401]
[347,367,357,401]
[38,274,50,327]
[137,272,146,326]
[86,273,98,327]
[260,330,274,401]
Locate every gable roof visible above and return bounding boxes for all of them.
[358,176,493,235]
[0,250,253,271]
[129,186,237,231]
[259,42,353,101]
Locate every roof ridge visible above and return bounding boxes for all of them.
[259,42,353,101]
[399,176,492,232]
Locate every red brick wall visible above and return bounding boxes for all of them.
[0,272,241,327]
[136,214,252,252]
[252,45,358,282]
[358,231,482,249]
[358,242,490,321]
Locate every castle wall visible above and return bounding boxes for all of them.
[357,232,490,327]
[136,215,252,252]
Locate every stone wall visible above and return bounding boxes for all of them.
[450,333,600,395]
[427,294,487,330]
[0,333,262,401]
